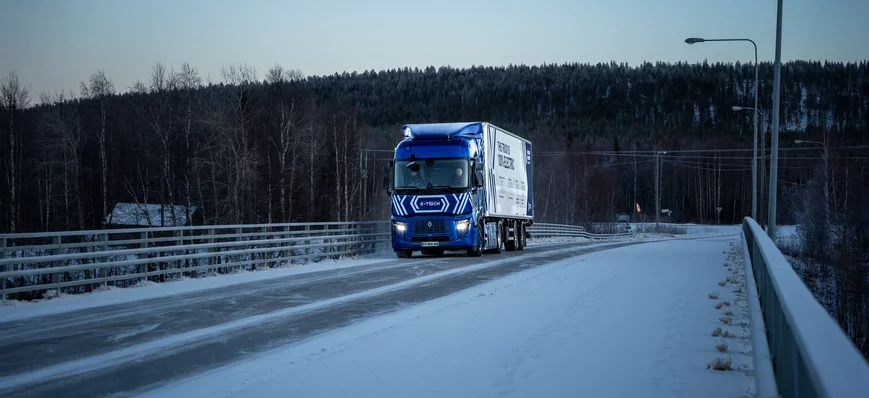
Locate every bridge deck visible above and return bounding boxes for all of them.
[0,233,752,397]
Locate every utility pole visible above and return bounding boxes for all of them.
[768,0,783,239]
[360,149,369,220]
[655,153,659,226]
[655,151,666,226]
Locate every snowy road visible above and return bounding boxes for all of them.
[144,235,754,398]
[0,239,669,397]
[0,231,752,397]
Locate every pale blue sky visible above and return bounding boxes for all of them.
[2,0,867,96]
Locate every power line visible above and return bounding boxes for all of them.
[662,159,818,172]
[537,145,869,155]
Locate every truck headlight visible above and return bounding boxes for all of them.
[455,219,470,232]
[393,221,406,232]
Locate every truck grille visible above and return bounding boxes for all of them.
[412,219,446,236]
[411,236,451,242]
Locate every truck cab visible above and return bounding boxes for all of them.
[384,122,533,258]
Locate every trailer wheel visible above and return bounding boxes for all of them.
[396,249,413,258]
[517,223,526,251]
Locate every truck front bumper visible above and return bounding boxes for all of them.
[391,215,478,251]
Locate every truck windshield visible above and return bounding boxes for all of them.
[394,159,469,190]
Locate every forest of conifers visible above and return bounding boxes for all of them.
[0,60,867,233]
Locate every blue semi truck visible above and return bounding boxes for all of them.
[383,122,533,258]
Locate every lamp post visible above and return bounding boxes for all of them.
[732,106,763,221]
[686,37,759,220]
[655,151,667,226]
[768,0,784,239]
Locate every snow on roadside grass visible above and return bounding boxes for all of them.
[143,236,754,398]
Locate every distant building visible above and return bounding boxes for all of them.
[105,203,201,228]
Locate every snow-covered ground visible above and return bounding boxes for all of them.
[143,236,754,398]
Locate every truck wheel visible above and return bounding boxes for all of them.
[517,223,526,251]
[505,221,517,252]
[467,230,483,257]
[396,249,413,258]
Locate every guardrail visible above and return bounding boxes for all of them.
[0,222,390,300]
[0,221,630,300]
[527,223,632,239]
[742,217,869,397]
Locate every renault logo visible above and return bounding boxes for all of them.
[427,221,433,228]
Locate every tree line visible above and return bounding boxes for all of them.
[1,60,867,232]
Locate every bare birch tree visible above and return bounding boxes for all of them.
[200,63,259,224]
[266,64,304,222]
[36,90,86,230]
[0,71,31,233]
[85,71,114,227]
[175,63,202,224]
[143,62,179,225]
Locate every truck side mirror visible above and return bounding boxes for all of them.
[473,163,484,188]
[382,163,392,192]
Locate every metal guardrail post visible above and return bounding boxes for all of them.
[235,227,243,272]
[52,236,62,295]
[175,229,184,276]
[208,228,216,273]
[258,226,267,270]
[139,231,148,283]
[304,225,311,262]
[283,225,291,266]
[353,223,359,257]
[99,232,108,287]
[336,224,343,258]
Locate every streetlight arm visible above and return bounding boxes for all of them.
[733,106,763,116]
[687,38,757,69]
[699,38,757,48]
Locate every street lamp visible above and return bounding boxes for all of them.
[655,151,667,226]
[686,37,760,220]
[733,106,763,222]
